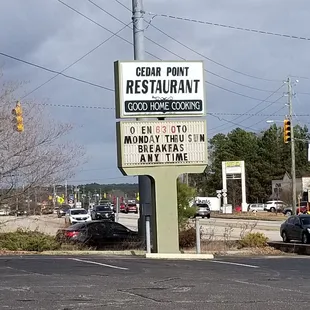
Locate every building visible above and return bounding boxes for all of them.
[271,172,310,201]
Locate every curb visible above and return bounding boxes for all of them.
[145,253,214,260]
[40,250,145,256]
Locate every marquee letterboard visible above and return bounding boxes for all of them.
[114,61,206,118]
[117,120,208,167]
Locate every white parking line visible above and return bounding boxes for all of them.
[70,258,129,270]
[210,260,259,269]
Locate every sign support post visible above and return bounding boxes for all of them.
[132,0,152,241]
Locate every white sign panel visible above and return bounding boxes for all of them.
[114,61,206,118]
[302,177,310,192]
[117,120,207,167]
[194,197,220,211]
[225,161,242,174]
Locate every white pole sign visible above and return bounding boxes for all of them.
[117,120,207,167]
[114,61,206,118]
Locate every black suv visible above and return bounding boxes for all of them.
[91,205,115,221]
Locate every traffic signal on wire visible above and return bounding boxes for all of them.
[12,101,24,132]
[283,119,291,144]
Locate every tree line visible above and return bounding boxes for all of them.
[189,125,310,205]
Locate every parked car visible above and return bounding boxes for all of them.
[264,200,287,213]
[57,205,70,218]
[124,203,138,214]
[119,203,126,213]
[56,221,140,249]
[90,205,115,221]
[280,214,310,243]
[282,201,309,216]
[248,203,266,212]
[65,208,91,225]
[194,203,211,219]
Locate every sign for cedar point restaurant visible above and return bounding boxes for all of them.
[116,120,207,168]
[114,60,206,118]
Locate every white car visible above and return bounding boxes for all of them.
[65,208,91,225]
[248,203,266,212]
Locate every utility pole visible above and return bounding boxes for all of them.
[64,180,68,204]
[53,184,56,210]
[132,0,152,240]
[287,77,297,214]
[27,188,30,215]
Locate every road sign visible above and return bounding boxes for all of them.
[216,190,222,194]
[117,120,207,169]
[68,199,73,204]
[114,61,206,118]
[222,188,227,193]
[217,194,221,199]
[222,193,227,197]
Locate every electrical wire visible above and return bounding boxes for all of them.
[208,84,285,132]
[83,0,282,103]
[21,22,131,99]
[56,0,160,60]
[145,12,310,42]
[89,0,282,97]
[0,51,114,91]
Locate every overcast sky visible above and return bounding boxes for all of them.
[1,0,310,185]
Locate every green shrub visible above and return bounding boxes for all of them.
[177,181,196,228]
[179,225,200,248]
[0,229,61,252]
[238,232,268,248]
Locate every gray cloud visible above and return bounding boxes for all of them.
[1,0,310,183]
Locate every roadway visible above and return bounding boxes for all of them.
[0,213,283,241]
[0,254,309,309]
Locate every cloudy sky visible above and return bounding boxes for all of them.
[1,0,310,185]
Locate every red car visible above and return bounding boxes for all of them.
[125,203,138,214]
[119,203,126,213]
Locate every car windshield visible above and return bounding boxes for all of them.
[71,209,87,215]
[96,206,111,211]
[301,217,310,225]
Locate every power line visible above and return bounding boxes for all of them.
[208,113,259,132]
[0,51,114,91]
[148,23,281,85]
[113,0,131,12]
[84,0,282,102]
[209,96,285,134]
[208,84,284,132]
[22,22,131,99]
[146,12,310,42]
[112,0,286,86]
[56,0,160,60]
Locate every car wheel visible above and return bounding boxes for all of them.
[282,231,290,243]
[125,210,128,214]
[202,216,205,219]
[270,207,276,213]
[285,210,292,216]
[302,233,309,244]
[206,214,211,219]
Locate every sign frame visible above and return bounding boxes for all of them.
[114,60,206,119]
[116,119,208,171]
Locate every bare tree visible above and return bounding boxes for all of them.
[0,78,85,205]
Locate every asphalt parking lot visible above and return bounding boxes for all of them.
[0,254,310,310]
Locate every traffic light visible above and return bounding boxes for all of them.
[11,101,24,132]
[283,119,291,144]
